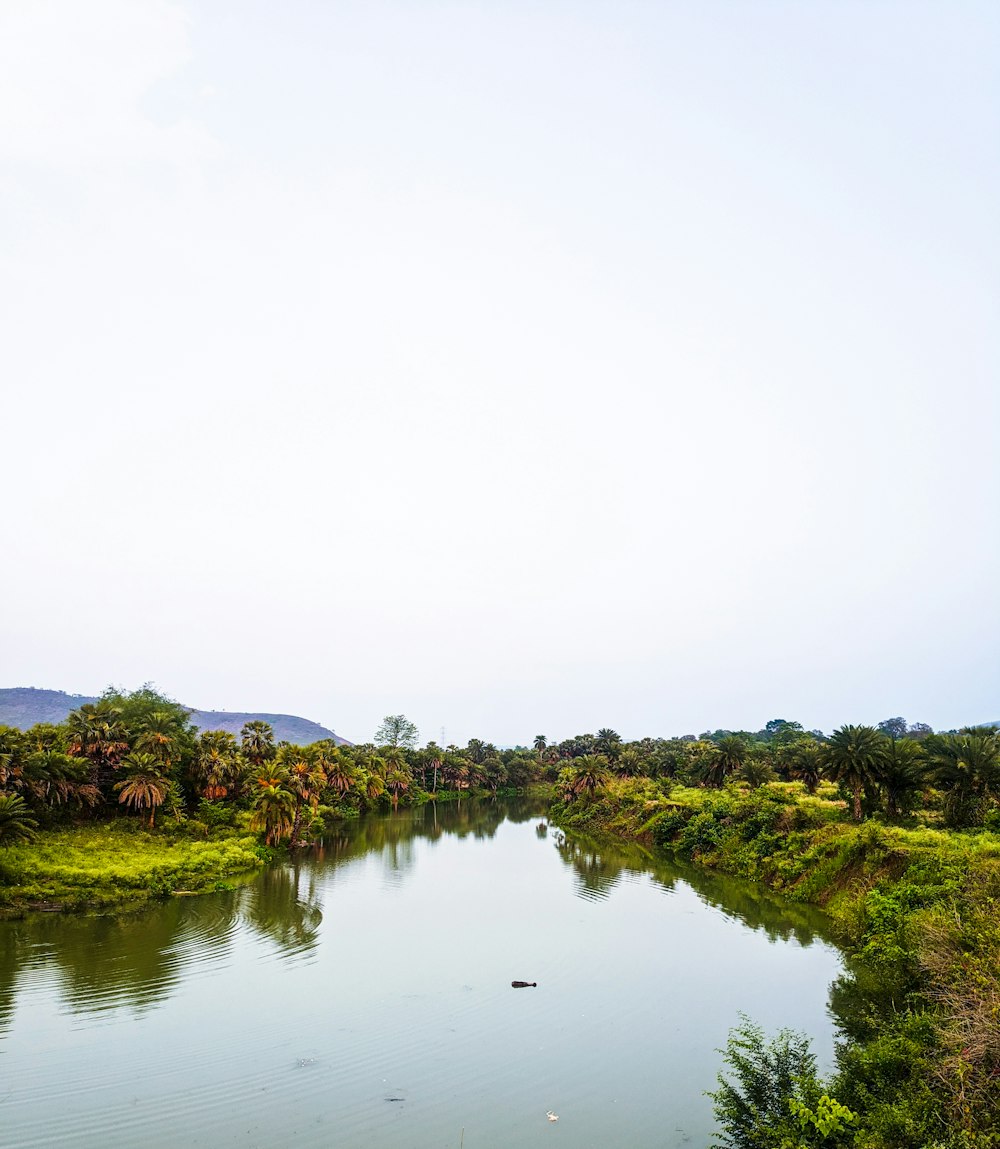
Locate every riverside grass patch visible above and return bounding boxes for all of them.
[0,824,265,910]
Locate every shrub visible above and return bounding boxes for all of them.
[709,1016,854,1148]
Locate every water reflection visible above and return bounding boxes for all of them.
[1,797,839,1040]
[0,798,860,1149]
[0,868,324,1034]
[555,827,834,946]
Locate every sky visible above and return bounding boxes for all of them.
[2,0,998,746]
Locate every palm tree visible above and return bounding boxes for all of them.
[386,768,410,807]
[358,769,386,806]
[274,746,325,844]
[703,736,750,788]
[424,743,444,793]
[323,749,357,797]
[0,793,38,845]
[134,710,180,766]
[567,754,610,799]
[241,721,276,770]
[114,753,169,828]
[821,725,887,821]
[194,731,241,800]
[250,781,296,846]
[738,755,776,788]
[595,729,622,761]
[66,700,129,788]
[782,740,823,794]
[925,728,1000,827]
[533,735,548,754]
[874,737,926,819]
[21,750,101,809]
[612,747,643,778]
[441,754,469,791]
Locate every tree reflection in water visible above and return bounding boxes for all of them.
[0,798,874,1056]
[554,826,835,946]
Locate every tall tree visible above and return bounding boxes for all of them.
[66,700,129,789]
[250,781,296,846]
[595,728,623,761]
[194,731,241,800]
[114,753,169,828]
[925,728,1000,827]
[374,715,419,749]
[565,755,610,799]
[241,721,276,770]
[874,737,926,819]
[821,725,887,821]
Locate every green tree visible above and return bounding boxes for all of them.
[374,714,419,749]
[877,717,908,741]
[66,700,129,788]
[250,780,296,846]
[874,736,926,819]
[275,746,326,844]
[595,728,622,760]
[821,725,887,821]
[779,737,823,794]
[925,728,1000,827]
[193,731,242,800]
[323,748,357,798]
[423,742,445,793]
[114,753,170,828]
[241,720,276,770]
[709,1017,853,1149]
[565,754,610,799]
[20,750,101,810]
[704,736,751,788]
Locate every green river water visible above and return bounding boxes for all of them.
[0,798,844,1148]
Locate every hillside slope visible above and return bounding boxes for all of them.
[0,687,351,746]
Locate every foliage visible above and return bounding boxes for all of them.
[0,793,39,845]
[0,824,262,908]
[709,1016,854,1148]
[374,714,419,749]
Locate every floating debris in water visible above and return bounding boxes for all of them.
[546,1111,559,1122]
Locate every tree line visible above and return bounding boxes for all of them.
[548,717,1000,829]
[1,690,997,847]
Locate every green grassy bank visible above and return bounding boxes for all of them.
[0,823,267,914]
[551,778,1000,1148]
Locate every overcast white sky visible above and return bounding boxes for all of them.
[2,0,997,745]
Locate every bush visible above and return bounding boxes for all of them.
[650,805,691,846]
[679,809,725,855]
[709,1016,854,1148]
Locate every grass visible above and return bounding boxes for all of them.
[0,823,265,912]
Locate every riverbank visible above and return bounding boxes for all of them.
[550,778,1000,1147]
[0,823,267,915]
[0,788,551,915]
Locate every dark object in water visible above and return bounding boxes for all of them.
[511,980,537,988]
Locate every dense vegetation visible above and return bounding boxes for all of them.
[3,693,999,1144]
[546,719,1000,1148]
[0,689,548,908]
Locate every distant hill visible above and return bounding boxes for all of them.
[0,687,351,746]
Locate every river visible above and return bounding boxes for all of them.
[0,798,844,1148]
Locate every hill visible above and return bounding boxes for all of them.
[0,687,351,746]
